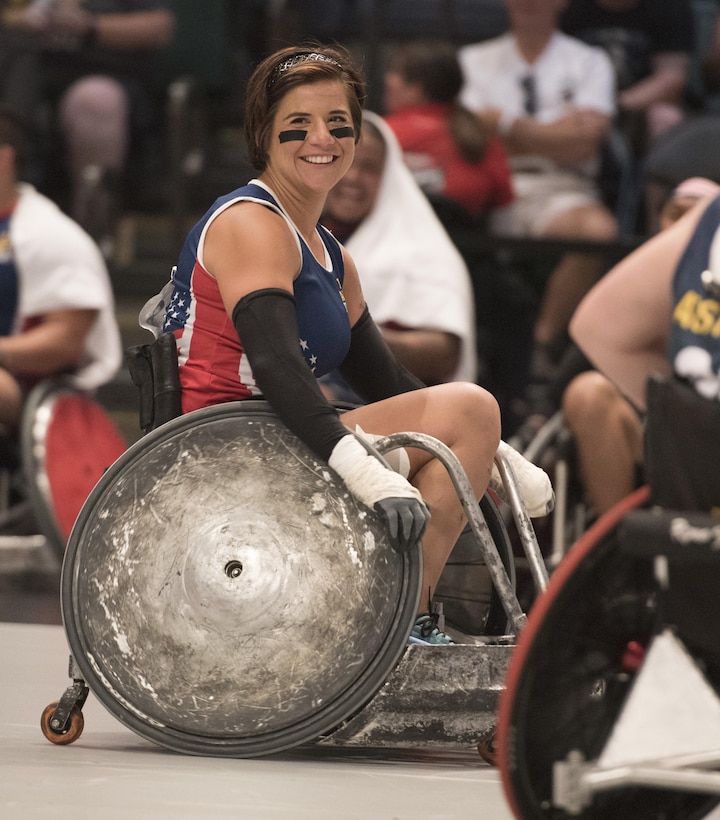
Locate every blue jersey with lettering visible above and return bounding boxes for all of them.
[670,195,720,400]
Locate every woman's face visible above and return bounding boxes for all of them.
[264,80,356,196]
[324,128,386,224]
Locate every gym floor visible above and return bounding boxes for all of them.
[1,567,515,820]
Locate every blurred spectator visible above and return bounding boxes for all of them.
[0,108,121,435]
[383,40,514,224]
[0,11,41,130]
[563,176,720,516]
[320,110,477,402]
[0,0,175,252]
[658,175,720,231]
[703,0,720,105]
[561,0,695,152]
[457,0,618,410]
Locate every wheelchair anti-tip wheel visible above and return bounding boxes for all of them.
[497,486,720,820]
[59,401,422,757]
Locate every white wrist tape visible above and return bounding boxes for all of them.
[490,440,554,518]
[353,425,411,478]
[328,434,423,509]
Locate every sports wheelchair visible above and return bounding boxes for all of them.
[511,408,594,570]
[497,375,720,819]
[0,378,126,574]
[40,335,550,758]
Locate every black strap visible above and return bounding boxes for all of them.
[339,305,425,402]
[125,333,182,435]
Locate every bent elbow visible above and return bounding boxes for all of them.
[569,300,599,361]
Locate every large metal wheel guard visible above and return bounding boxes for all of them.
[60,401,421,757]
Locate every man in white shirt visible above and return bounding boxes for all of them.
[0,110,121,433]
[459,0,619,407]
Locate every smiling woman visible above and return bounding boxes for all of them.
[139,44,549,645]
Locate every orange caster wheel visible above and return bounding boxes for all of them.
[41,701,84,745]
[477,727,498,766]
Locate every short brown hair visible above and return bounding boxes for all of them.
[244,44,367,171]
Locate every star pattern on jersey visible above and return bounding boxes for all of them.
[299,338,318,372]
[164,288,190,331]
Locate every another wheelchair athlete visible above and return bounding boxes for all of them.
[141,45,552,645]
[570,184,720,513]
[0,109,121,438]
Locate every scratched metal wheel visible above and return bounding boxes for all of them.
[61,401,421,757]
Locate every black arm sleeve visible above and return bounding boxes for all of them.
[338,306,425,403]
[232,289,350,462]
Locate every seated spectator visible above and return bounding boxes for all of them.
[0,14,41,132]
[320,110,477,402]
[703,2,720,107]
[0,108,121,435]
[382,40,514,224]
[658,175,720,231]
[561,0,695,152]
[458,0,618,408]
[0,0,175,252]
[564,176,720,516]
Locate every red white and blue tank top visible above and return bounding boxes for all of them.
[162,181,351,413]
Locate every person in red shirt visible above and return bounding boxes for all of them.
[383,41,514,223]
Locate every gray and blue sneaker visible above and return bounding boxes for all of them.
[409,613,454,645]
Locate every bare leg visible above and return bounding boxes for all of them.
[58,75,129,225]
[343,382,501,608]
[562,371,644,515]
[532,251,606,345]
[535,203,618,345]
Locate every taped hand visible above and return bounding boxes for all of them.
[329,434,429,552]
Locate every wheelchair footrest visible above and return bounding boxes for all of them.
[315,643,512,749]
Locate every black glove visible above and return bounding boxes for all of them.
[374,497,430,553]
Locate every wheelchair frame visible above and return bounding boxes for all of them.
[498,488,720,819]
[40,400,548,757]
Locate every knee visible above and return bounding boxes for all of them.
[446,382,502,447]
[547,205,618,242]
[577,206,618,242]
[562,370,618,432]
[59,76,129,131]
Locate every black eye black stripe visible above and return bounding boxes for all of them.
[279,129,307,143]
[278,126,355,144]
[329,126,354,139]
